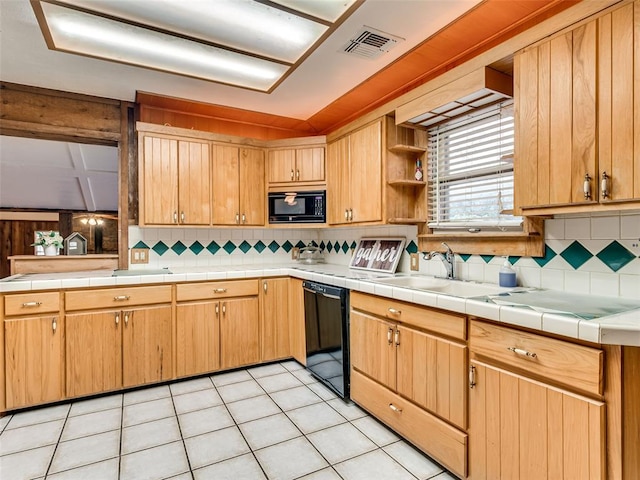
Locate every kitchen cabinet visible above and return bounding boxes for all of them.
[327,119,382,225]
[261,278,290,362]
[212,145,265,226]
[177,279,259,373]
[3,292,64,410]
[515,0,640,214]
[350,292,468,477]
[468,320,605,479]
[139,133,211,225]
[65,286,172,398]
[384,115,428,225]
[267,147,325,185]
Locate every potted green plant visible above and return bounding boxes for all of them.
[32,231,64,256]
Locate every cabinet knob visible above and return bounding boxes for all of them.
[52,317,57,333]
[290,169,294,180]
[296,169,300,180]
[124,312,130,325]
[215,304,219,316]
[263,281,268,293]
[115,312,120,325]
[173,211,178,223]
[242,213,246,224]
[601,171,610,199]
[344,209,349,221]
[235,213,240,224]
[583,173,592,200]
[222,303,226,315]
[348,208,353,221]
[181,211,185,223]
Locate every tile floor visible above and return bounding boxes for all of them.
[0,360,456,480]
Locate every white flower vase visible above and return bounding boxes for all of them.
[44,245,58,256]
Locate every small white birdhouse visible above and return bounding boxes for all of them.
[64,232,88,255]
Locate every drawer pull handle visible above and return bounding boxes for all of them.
[388,308,401,315]
[215,304,219,316]
[213,288,227,293]
[508,347,537,358]
[469,365,476,389]
[22,301,42,307]
[263,282,268,293]
[222,303,226,315]
[52,317,57,333]
[389,403,402,413]
[115,312,120,325]
[114,295,130,301]
[394,329,400,346]
[387,328,393,345]
[124,312,130,325]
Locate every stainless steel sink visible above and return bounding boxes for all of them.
[374,275,517,298]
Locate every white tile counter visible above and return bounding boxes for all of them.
[2,263,639,347]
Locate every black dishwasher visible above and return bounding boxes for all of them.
[303,280,350,400]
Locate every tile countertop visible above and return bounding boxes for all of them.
[1,263,639,347]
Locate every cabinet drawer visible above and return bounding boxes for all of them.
[65,285,172,311]
[350,291,466,340]
[4,292,60,316]
[176,279,259,302]
[470,320,603,396]
[351,370,467,478]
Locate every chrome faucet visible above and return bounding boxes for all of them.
[423,242,455,279]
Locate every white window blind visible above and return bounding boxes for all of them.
[427,100,522,230]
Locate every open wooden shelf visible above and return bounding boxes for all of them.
[418,231,540,239]
[388,144,427,153]
[388,218,428,225]
[387,179,426,187]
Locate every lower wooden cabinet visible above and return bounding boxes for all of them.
[175,301,220,378]
[288,278,306,365]
[4,314,64,409]
[220,297,260,369]
[468,360,605,480]
[261,278,290,362]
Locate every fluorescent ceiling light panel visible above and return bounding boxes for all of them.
[57,0,329,63]
[271,0,358,22]
[38,2,288,90]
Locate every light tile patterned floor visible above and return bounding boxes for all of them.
[0,361,457,480]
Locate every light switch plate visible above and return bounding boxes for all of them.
[131,248,149,264]
[291,247,300,260]
[410,253,419,271]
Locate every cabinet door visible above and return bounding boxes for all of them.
[142,135,179,225]
[212,145,240,225]
[349,310,396,390]
[396,326,467,429]
[176,301,220,378]
[220,297,260,369]
[122,305,172,388]
[598,1,640,202]
[327,136,350,225]
[296,147,325,182]
[349,120,382,222]
[261,278,290,362]
[239,148,265,225]
[288,277,306,365]
[178,140,211,225]
[468,360,605,480]
[268,149,296,183]
[66,311,121,398]
[4,315,64,409]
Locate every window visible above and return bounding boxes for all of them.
[427,100,521,231]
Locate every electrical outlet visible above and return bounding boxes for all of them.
[410,253,420,271]
[292,247,300,260]
[131,248,149,264]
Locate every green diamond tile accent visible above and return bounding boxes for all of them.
[189,241,204,255]
[334,241,340,251]
[350,241,357,249]
[596,241,636,272]
[171,241,187,255]
[311,241,319,247]
[458,254,471,262]
[508,256,521,265]
[534,245,557,267]
[282,240,293,253]
[254,240,266,253]
[133,241,149,249]
[223,241,236,254]
[560,241,593,269]
[239,241,251,254]
[207,241,220,255]
[295,241,306,249]
[405,241,418,254]
[327,242,333,253]
[152,241,169,256]
[268,241,279,253]
[480,255,494,264]
[319,241,326,250]
[342,242,350,253]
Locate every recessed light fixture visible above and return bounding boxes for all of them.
[30,0,361,92]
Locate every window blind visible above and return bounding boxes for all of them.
[427,100,522,230]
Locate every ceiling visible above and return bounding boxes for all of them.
[0,0,573,212]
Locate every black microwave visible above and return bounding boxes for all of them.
[268,191,326,224]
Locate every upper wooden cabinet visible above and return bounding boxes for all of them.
[267,147,325,185]
[515,0,640,214]
[212,145,265,226]
[327,119,383,225]
[139,134,211,226]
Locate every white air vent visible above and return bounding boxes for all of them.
[341,26,404,60]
